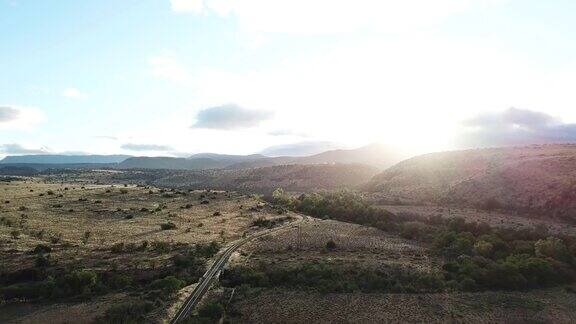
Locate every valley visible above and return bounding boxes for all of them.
[1,144,576,323]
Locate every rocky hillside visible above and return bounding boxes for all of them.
[365,144,576,221]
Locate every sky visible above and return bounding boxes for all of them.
[1,0,576,158]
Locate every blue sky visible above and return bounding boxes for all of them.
[2,0,576,157]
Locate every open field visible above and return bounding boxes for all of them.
[0,177,291,323]
[231,287,576,323]
[238,218,439,272]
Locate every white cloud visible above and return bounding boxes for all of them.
[62,87,85,98]
[121,143,174,151]
[0,143,50,154]
[0,105,44,130]
[170,0,204,14]
[148,51,193,84]
[170,0,510,33]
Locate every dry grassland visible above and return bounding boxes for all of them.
[0,177,287,323]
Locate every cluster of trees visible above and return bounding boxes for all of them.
[271,189,576,292]
[272,188,394,227]
[96,300,154,323]
[0,241,221,302]
[436,233,575,290]
[252,216,292,229]
[1,269,99,300]
[222,261,444,294]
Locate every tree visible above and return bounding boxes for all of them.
[82,231,91,245]
[474,240,494,258]
[535,237,572,263]
[326,240,337,251]
[272,188,293,206]
[198,301,225,320]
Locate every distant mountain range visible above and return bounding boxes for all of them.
[0,154,131,164]
[117,144,404,170]
[0,144,404,173]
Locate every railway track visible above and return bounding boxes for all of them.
[170,214,306,323]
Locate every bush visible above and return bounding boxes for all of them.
[111,242,125,253]
[64,270,98,295]
[82,231,91,245]
[160,222,177,230]
[149,276,185,293]
[198,301,225,320]
[195,241,220,258]
[104,273,133,290]
[152,241,171,253]
[474,240,494,258]
[35,254,51,267]
[10,229,21,239]
[31,244,52,254]
[222,261,444,294]
[325,240,337,251]
[400,221,429,240]
[535,237,573,263]
[98,301,154,323]
[50,233,62,244]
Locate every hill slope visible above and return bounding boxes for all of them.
[118,156,231,170]
[138,163,379,193]
[365,144,576,220]
[296,143,403,169]
[228,144,404,170]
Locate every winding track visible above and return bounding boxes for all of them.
[170,214,305,323]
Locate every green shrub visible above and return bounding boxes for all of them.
[10,229,21,239]
[325,240,337,251]
[31,244,52,254]
[195,241,220,258]
[149,276,185,293]
[63,270,98,295]
[35,254,51,267]
[152,241,171,253]
[400,221,429,240]
[111,242,125,253]
[98,301,154,323]
[535,237,573,263]
[197,301,225,320]
[160,222,177,230]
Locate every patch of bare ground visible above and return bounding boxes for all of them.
[236,217,440,272]
[381,205,576,236]
[0,293,127,324]
[231,286,576,323]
